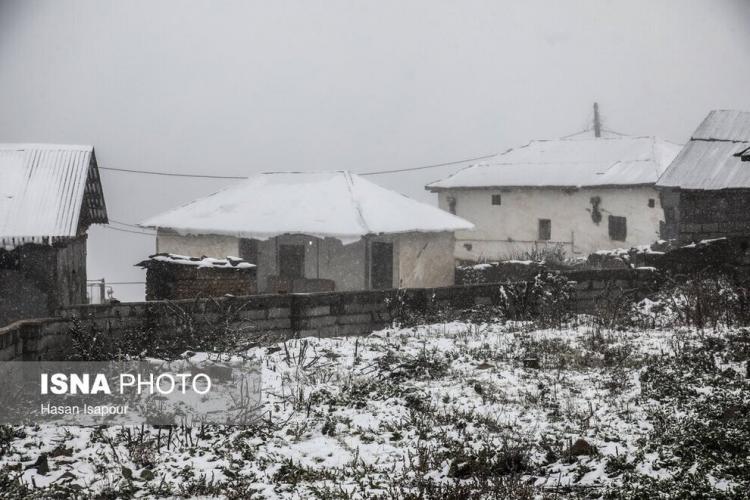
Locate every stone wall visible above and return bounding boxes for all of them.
[662,189,750,243]
[565,268,660,313]
[456,261,548,284]
[143,265,257,300]
[0,237,87,327]
[0,318,73,361]
[0,268,660,361]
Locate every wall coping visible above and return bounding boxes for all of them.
[0,317,60,334]
[57,269,656,317]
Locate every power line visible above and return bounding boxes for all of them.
[99,166,247,179]
[97,153,497,180]
[102,224,155,236]
[359,153,496,176]
[98,153,498,230]
[109,219,146,229]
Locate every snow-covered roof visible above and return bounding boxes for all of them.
[656,110,750,190]
[137,253,255,269]
[140,171,473,243]
[426,133,681,190]
[0,144,108,250]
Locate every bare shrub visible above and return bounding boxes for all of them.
[499,272,574,328]
[66,298,261,361]
[653,274,750,330]
[503,243,571,268]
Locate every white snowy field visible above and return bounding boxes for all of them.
[1,320,748,498]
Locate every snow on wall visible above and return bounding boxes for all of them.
[144,253,255,269]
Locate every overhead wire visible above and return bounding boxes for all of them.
[97,153,497,179]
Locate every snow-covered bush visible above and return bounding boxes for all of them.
[632,274,750,330]
[498,272,574,328]
[615,333,750,497]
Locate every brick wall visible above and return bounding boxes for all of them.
[0,269,660,361]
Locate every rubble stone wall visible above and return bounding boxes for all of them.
[0,269,659,361]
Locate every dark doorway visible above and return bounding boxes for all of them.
[279,244,305,279]
[371,242,393,290]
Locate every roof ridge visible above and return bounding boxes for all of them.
[0,143,93,151]
[342,171,370,234]
[259,170,349,175]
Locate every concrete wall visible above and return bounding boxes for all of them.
[0,267,660,361]
[437,186,663,260]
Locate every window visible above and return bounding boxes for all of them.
[491,194,502,206]
[608,216,627,241]
[447,196,457,215]
[648,198,655,208]
[279,244,305,279]
[538,219,551,241]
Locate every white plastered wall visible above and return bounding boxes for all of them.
[437,187,663,261]
[154,231,457,292]
[396,231,456,288]
[155,231,240,258]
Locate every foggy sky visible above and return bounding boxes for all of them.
[1,0,749,301]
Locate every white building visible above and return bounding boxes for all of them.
[426,131,681,261]
[140,171,473,294]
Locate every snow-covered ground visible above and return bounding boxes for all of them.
[1,320,748,498]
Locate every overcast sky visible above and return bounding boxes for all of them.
[1,0,749,301]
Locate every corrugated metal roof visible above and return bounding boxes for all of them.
[426,135,681,190]
[692,109,750,142]
[656,110,750,190]
[0,144,108,249]
[141,171,473,244]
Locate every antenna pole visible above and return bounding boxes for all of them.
[593,102,601,138]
